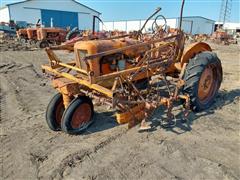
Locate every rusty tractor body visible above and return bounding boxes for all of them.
[17,27,68,48]
[42,1,223,134]
[27,27,38,41]
[36,27,68,48]
[16,29,28,42]
[211,30,229,44]
[211,29,237,45]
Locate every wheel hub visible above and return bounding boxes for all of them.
[198,66,215,102]
[71,103,92,129]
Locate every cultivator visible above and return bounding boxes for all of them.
[42,0,222,134]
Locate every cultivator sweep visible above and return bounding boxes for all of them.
[42,0,222,134]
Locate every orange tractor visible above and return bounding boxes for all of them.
[211,29,237,45]
[36,27,68,48]
[42,0,222,134]
[16,19,41,43]
[17,24,68,48]
[16,28,28,42]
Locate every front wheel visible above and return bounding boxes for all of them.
[19,37,27,43]
[46,93,65,131]
[38,40,49,48]
[182,51,222,112]
[61,96,94,134]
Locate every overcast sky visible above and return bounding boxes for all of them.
[0,0,239,22]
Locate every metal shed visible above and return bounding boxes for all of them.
[101,16,215,35]
[0,0,101,30]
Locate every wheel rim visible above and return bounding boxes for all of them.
[198,65,217,103]
[71,103,92,129]
[55,101,64,126]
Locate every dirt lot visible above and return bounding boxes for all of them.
[0,42,239,180]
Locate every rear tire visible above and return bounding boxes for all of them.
[46,93,65,131]
[66,27,80,41]
[183,51,222,112]
[61,96,94,134]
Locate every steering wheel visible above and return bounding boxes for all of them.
[152,15,167,33]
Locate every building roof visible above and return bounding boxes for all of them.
[5,0,101,14]
[72,0,100,14]
[180,16,215,22]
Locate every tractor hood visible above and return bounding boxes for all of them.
[74,38,149,57]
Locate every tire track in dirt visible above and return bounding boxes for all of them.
[0,76,15,180]
[0,62,33,74]
[196,156,239,180]
[0,68,47,179]
[62,130,178,180]
[50,129,128,179]
[1,136,15,180]
[0,93,2,180]
[0,59,62,179]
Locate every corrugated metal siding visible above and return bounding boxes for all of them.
[101,17,215,35]
[0,7,10,22]
[101,19,177,33]
[41,9,78,28]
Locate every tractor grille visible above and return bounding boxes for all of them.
[78,50,88,71]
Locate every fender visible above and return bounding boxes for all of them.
[180,42,212,67]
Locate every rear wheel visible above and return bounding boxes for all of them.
[61,96,94,134]
[28,39,36,45]
[66,27,80,41]
[183,51,222,112]
[67,31,80,40]
[46,93,65,131]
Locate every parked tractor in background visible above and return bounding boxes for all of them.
[16,19,41,43]
[16,18,69,48]
[17,27,69,48]
[60,16,110,51]
[211,28,237,45]
[36,27,68,48]
[42,0,222,134]
[16,28,28,42]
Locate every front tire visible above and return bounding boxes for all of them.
[61,96,94,134]
[183,52,222,112]
[38,40,49,48]
[46,93,65,131]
